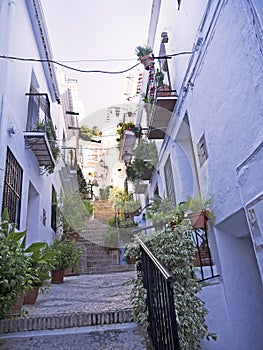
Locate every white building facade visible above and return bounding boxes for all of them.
[137,0,263,349]
[0,0,67,245]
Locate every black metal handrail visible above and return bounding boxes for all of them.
[192,228,219,281]
[138,237,180,350]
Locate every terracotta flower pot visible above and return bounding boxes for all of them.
[51,269,65,284]
[140,54,153,70]
[24,286,40,305]
[188,211,208,229]
[10,295,24,316]
[64,268,74,276]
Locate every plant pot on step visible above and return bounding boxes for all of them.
[187,211,208,230]
[24,286,40,305]
[10,295,24,316]
[51,269,65,284]
[64,268,74,276]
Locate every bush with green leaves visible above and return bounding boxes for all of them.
[125,214,216,349]
[0,209,32,318]
[25,242,55,290]
[48,239,82,270]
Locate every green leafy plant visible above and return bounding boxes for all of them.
[44,120,60,174]
[124,211,217,349]
[116,122,140,147]
[155,68,165,88]
[146,196,185,225]
[35,119,45,130]
[135,45,153,60]
[79,125,101,141]
[0,209,32,318]
[183,195,215,221]
[25,242,55,290]
[48,239,82,271]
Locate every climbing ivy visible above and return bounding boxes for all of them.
[125,212,217,349]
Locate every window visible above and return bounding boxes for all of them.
[177,0,182,10]
[197,134,208,166]
[51,186,57,232]
[26,87,50,131]
[164,155,176,205]
[2,147,23,228]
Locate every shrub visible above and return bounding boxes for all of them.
[125,214,216,349]
[0,209,32,318]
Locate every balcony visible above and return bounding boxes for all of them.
[148,88,178,139]
[24,93,59,167]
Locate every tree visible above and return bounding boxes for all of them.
[79,125,101,141]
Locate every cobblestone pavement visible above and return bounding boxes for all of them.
[23,270,136,317]
[0,271,153,349]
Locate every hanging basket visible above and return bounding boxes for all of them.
[187,211,208,229]
[140,54,153,70]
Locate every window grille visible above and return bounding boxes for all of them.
[2,147,23,228]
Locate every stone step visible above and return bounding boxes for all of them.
[0,323,151,350]
[87,265,135,275]
[0,309,134,333]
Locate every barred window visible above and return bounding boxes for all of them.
[2,147,23,228]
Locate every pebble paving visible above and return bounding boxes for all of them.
[0,271,152,349]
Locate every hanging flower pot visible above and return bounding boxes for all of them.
[135,45,153,70]
[140,54,154,70]
[187,211,208,230]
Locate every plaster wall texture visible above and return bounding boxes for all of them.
[184,0,263,223]
[145,0,263,349]
[0,0,61,245]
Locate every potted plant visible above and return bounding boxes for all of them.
[48,239,82,284]
[135,44,153,70]
[0,209,32,317]
[116,122,141,148]
[126,158,155,182]
[23,242,56,304]
[35,120,45,132]
[183,196,214,229]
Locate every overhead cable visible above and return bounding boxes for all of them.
[0,51,193,74]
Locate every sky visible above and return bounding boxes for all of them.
[41,0,152,119]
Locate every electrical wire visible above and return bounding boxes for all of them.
[0,50,193,74]
[59,58,137,63]
[0,54,140,74]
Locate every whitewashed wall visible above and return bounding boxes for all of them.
[146,0,263,349]
[0,0,62,245]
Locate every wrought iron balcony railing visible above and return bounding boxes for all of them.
[24,93,59,167]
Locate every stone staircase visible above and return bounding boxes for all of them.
[76,201,135,274]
